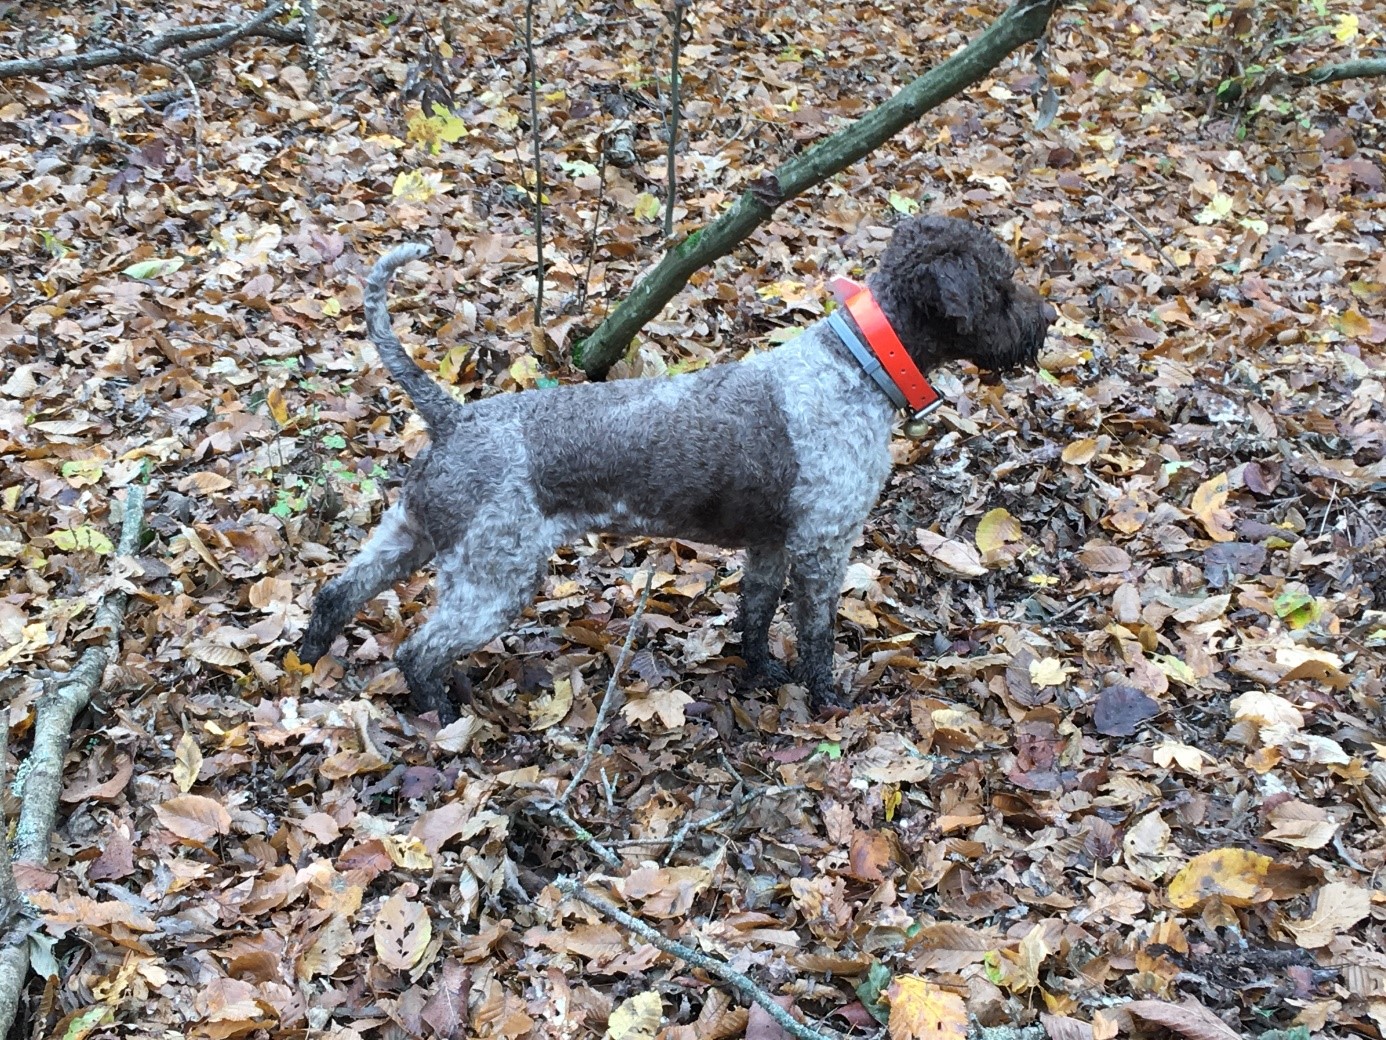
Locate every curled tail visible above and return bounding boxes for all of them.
[363,243,461,431]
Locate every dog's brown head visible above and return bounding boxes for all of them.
[868,215,1056,374]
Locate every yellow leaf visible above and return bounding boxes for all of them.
[756,278,807,300]
[382,835,433,871]
[267,386,290,426]
[322,296,341,317]
[172,731,202,793]
[406,102,468,154]
[1061,437,1098,465]
[509,355,540,388]
[1333,13,1358,42]
[1335,309,1372,339]
[885,976,967,1040]
[392,169,448,202]
[373,887,432,971]
[606,991,662,1040]
[529,674,574,730]
[1195,192,1234,225]
[1189,471,1235,542]
[632,192,661,222]
[1167,848,1273,910]
[122,257,184,280]
[884,784,902,822]
[975,508,1022,553]
[1029,657,1071,687]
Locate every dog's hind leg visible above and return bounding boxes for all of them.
[394,541,547,721]
[737,544,792,687]
[300,502,434,666]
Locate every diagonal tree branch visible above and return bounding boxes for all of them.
[0,6,302,80]
[572,0,1062,377]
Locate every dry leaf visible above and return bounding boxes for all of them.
[885,976,967,1040]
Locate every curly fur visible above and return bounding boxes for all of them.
[299,216,1056,721]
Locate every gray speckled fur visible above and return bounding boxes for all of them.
[300,217,1056,720]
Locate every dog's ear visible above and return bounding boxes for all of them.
[926,255,986,334]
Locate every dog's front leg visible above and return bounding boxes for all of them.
[788,540,853,708]
[737,545,792,688]
[301,503,432,666]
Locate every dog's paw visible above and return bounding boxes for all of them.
[299,623,336,667]
[739,658,795,690]
[408,678,461,725]
[796,668,850,712]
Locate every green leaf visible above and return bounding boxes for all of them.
[50,526,115,554]
[854,961,892,1025]
[122,257,185,280]
[888,190,919,215]
[38,230,71,258]
[815,740,842,760]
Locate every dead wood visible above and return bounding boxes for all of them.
[0,484,147,1040]
[0,5,303,81]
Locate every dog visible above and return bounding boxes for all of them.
[299,216,1055,722]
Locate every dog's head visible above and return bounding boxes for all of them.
[867,215,1056,374]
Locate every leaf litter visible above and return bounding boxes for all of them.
[1,0,1385,1037]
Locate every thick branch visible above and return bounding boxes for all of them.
[0,484,146,1040]
[0,8,302,80]
[573,0,1061,376]
[1299,58,1386,84]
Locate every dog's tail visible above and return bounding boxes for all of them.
[363,243,461,432]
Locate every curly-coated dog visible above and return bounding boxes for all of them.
[300,216,1056,721]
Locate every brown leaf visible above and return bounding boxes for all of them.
[154,794,232,843]
[1092,685,1160,737]
[1125,998,1241,1040]
[421,959,471,1039]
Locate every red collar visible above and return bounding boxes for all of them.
[829,277,941,417]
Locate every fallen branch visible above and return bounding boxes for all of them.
[0,5,301,80]
[0,484,147,1040]
[1298,58,1386,85]
[558,878,840,1040]
[573,0,1061,376]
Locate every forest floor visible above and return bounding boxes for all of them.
[2,0,1385,1038]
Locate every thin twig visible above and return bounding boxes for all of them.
[663,784,805,863]
[1098,190,1179,274]
[170,62,206,169]
[524,0,545,325]
[559,569,655,806]
[541,802,622,868]
[558,879,840,1040]
[663,0,687,239]
[576,147,608,314]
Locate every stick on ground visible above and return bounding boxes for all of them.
[558,878,840,1040]
[0,483,147,1040]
